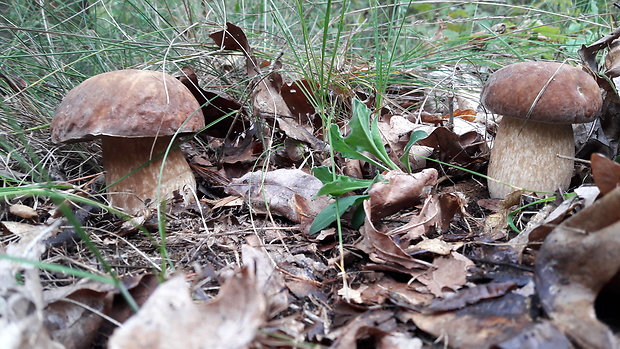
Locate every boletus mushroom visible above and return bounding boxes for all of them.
[52,69,204,213]
[481,61,602,198]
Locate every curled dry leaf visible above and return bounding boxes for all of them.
[176,66,244,138]
[417,252,474,298]
[403,291,533,349]
[423,281,516,313]
[368,169,438,221]
[209,22,251,54]
[225,169,330,225]
[9,204,38,219]
[361,200,431,272]
[328,310,395,349]
[535,186,620,349]
[493,321,571,349]
[43,283,115,349]
[241,245,288,316]
[591,152,620,195]
[109,269,267,349]
[417,126,486,171]
[605,40,620,78]
[387,192,463,242]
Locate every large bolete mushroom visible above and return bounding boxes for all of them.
[52,69,205,213]
[481,62,602,198]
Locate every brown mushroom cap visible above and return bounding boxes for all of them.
[52,69,204,143]
[481,62,602,124]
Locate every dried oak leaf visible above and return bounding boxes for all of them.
[368,169,438,221]
[209,22,251,54]
[109,268,267,349]
[402,291,532,349]
[328,310,396,349]
[417,252,474,297]
[591,152,620,195]
[176,66,244,138]
[43,283,115,349]
[225,169,330,225]
[535,186,620,349]
[359,200,431,273]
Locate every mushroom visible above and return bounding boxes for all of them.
[481,62,602,198]
[52,69,204,213]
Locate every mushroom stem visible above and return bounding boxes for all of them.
[487,115,574,198]
[101,136,196,213]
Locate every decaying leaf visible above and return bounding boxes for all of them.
[328,310,396,349]
[209,22,251,54]
[493,321,571,349]
[9,203,38,219]
[417,126,486,171]
[109,269,267,349]
[423,281,516,313]
[402,291,533,348]
[176,66,244,138]
[605,40,620,78]
[225,168,330,225]
[535,186,620,349]
[591,152,620,195]
[417,252,474,297]
[241,244,288,316]
[43,283,115,349]
[360,200,431,272]
[368,169,438,221]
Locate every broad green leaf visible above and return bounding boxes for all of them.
[316,176,375,197]
[329,124,383,168]
[329,99,399,171]
[309,194,369,234]
[400,130,429,173]
[312,166,375,196]
[312,166,336,184]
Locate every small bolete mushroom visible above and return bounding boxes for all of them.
[481,62,602,198]
[52,69,204,213]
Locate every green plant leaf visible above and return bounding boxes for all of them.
[309,194,369,234]
[400,130,429,173]
[330,99,399,171]
[312,166,336,184]
[312,166,375,196]
[316,177,375,197]
[329,123,384,169]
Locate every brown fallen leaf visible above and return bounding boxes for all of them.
[417,126,486,172]
[9,203,38,219]
[605,39,620,78]
[360,200,431,272]
[591,152,620,195]
[43,283,115,349]
[225,169,330,225]
[402,291,532,349]
[418,252,474,297]
[493,321,571,349]
[109,269,267,349]
[360,276,432,307]
[368,169,438,221]
[535,186,620,349]
[423,281,516,313]
[387,195,440,241]
[241,244,288,317]
[328,310,395,349]
[209,22,251,54]
[176,66,245,138]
